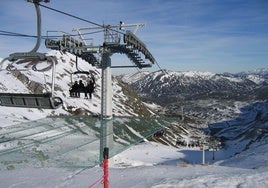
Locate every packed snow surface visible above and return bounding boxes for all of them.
[0,141,267,188]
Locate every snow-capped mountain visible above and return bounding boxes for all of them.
[1,53,268,187]
[119,69,268,123]
[119,69,268,151]
[122,69,268,103]
[237,68,268,76]
[0,51,153,125]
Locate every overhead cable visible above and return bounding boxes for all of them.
[155,60,168,74]
[0,29,104,39]
[0,30,36,38]
[38,3,124,35]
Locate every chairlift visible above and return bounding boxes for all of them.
[69,70,96,98]
[70,70,90,85]
[0,56,63,109]
[71,55,91,87]
[69,54,96,98]
[0,0,63,109]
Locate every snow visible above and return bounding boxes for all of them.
[0,106,65,127]
[182,71,215,78]
[0,141,267,188]
[238,68,268,76]
[0,101,267,187]
[121,71,150,84]
[1,53,268,187]
[245,75,265,84]
[0,50,147,126]
[170,70,215,79]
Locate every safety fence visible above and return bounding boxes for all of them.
[0,116,177,169]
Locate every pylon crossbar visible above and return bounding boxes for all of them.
[45,23,156,69]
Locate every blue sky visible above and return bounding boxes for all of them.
[0,0,268,74]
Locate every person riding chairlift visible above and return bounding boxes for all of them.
[85,79,95,99]
[70,80,85,98]
[69,76,95,99]
[69,81,79,97]
[77,80,85,98]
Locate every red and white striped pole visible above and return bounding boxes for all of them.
[103,147,109,188]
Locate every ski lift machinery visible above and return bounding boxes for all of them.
[0,0,63,109]
[45,22,156,164]
[2,2,157,187]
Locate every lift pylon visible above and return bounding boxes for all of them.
[45,22,156,188]
[45,21,156,137]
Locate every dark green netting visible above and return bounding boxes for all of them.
[0,116,177,169]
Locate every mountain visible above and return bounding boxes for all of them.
[122,69,268,102]
[120,69,268,122]
[209,100,268,169]
[1,54,268,187]
[1,51,268,155]
[237,68,268,77]
[0,51,153,126]
[119,69,268,154]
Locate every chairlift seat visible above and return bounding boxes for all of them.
[0,92,63,109]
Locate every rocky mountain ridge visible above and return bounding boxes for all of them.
[119,69,268,123]
[121,69,268,103]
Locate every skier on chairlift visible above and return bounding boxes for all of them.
[69,81,79,97]
[77,80,85,98]
[85,79,95,99]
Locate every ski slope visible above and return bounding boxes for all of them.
[0,141,267,188]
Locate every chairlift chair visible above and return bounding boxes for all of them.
[0,0,63,109]
[0,56,63,109]
[70,71,90,85]
[69,53,96,98]
[69,70,93,98]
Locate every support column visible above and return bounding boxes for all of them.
[202,146,206,165]
[100,52,114,163]
[101,53,112,118]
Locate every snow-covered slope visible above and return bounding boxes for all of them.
[209,100,268,168]
[1,58,268,187]
[0,141,267,188]
[0,51,153,126]
[120,70,268,173]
